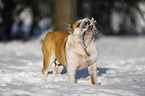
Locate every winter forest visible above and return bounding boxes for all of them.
[0,0,145,96]
[0,0,145,40]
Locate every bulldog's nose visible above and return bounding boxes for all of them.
[89,25,93,29]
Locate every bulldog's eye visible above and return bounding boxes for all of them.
[77,23,80,27]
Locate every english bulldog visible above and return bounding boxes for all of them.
[42,17,99,85]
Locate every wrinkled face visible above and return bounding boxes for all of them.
[72,17,97,36]
[72,17,97,48]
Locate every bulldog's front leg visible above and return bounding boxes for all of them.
[67,63,77,83]
[88,63,100,85]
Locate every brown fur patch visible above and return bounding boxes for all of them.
[72,21,80,34]
[42,31,69,66]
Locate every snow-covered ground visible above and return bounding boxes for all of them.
[0,34,145,96]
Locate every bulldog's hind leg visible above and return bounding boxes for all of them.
[42,53,55,79]
[54,59,64,74]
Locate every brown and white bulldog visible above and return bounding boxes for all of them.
[42,18,99,85]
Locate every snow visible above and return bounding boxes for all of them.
[0,34,145,96]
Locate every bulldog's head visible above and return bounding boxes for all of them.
[65,17,97,49]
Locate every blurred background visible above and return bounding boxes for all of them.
[0,0,145,41]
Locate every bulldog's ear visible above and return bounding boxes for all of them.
[64,23,72,34]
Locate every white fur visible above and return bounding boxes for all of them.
[65,34,99,83]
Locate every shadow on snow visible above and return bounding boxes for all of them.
[48,67,109,79]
